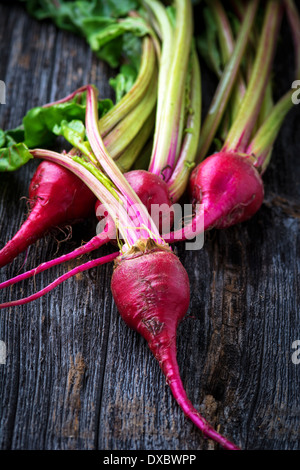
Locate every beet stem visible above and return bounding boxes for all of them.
[166,47,202,203]
[147,0,193,179]
[100,36,157,137]
[284,0,300,79]
[196,0,258,162]
[0,251,118,309]
[0,230,112,291]
[247,90,295,169]
[223,0,283,153]
[162,204,220,244]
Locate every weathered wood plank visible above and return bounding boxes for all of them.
[0,2,299,451]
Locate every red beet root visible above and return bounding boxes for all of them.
[111,241,240,450]
[163,152,264,243]
[0,161,96,268]
[190,152,264,228]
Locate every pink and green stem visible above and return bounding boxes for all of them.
[166,46,202,202]
[0,223,115,291]
[223,0,283,155]
[100,35,157,137]
[246,0,300,171]
[30,145,154,251]
[247,91,296,172]
[84,84,164,247]
[209,0,247,122]
[284,0,300,78]
[0,251,119,309]
[142,0,173,122]
[196,0,259,162]
[146,0,193,181]
[102,72,157,160]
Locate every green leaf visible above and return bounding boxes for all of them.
[52,119,94,159]
[53,119,85,143]
[22,95,113,148]
[0,94,113,172]
[0,140,32,172]
[1,127,25,146]
[21,0,146,72]
[23,100,85,148]
[22,0,140,23]
[86,17,149,69]
[0,129,5,148]
[109,64,137,102]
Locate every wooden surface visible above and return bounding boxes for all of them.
[0,1,299,451]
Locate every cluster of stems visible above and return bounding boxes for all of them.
[197,0,299,174]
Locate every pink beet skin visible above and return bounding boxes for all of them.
[0,161,96,268]
[28,160,96,223]
[189,151,264,229]
[95,169,174,234]
[163,152,264,243]
[111,245,240,450]
[111,248,190,336]
[124,170,174,231]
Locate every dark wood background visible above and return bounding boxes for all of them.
[0,1,299,451]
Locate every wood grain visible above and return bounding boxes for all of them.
[0,1,299,451]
